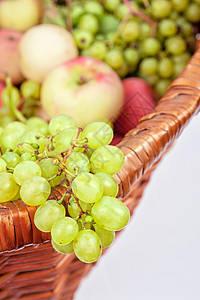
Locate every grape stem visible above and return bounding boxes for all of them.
[63,127,83,163]
[65,0,73,32]
[57,192,67,204]
[71,193,83,216]
[122,0,157,37]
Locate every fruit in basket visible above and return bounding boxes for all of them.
[18,24,78,83]
[114,78,156,135]
[0,0,42,32]
[0,29,24,84]
[41,56,124,127]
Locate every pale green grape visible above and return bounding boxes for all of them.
[19,130,46,153]
[1,152,21,169]
[152,0,172,19]
[20,176,51,206]
[90,145,124,175]
[53,128,80,154]
[94,172,118,197]
[1,86,20,108]
[165,36,186,56]
[94,224,115,249]
[82,122,113,149]
[139,58,158,76]
[78,14,99,34]
[21,152,36,162]
[121,20,141,42]
[52,239,74,254]
[34,200,66,232]
[79,200,92,212]
[27,117,49,136]
[92,196,130,231]
[104,0,120,12]
[87,41,107,60]
[159,19,177,37]
[48,114,77,135]
[84,1,103,15]
[0,158,7,173]
[51,217,79,245]
[105,48,124,69]
[124,48,140,67]
[1,121,27,151]
[20,80,40,99]
[142,38,161,56]
[0,172,19,203]
[99,14,119,34]
[13,161,42,186]
[155,79,171,97]
[72,172,103,203]
[73,229,102,263]
[65,152,90,175]
[184,3,200,23]
[114,3,129,20]
[172,0,189,12]
[38,158,64,187]
[73,28,93,49]
[68,197,80,218]
[158,57,174,79]
[72,5,84,25]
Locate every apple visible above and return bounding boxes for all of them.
[18,24,78,83]
[41,56,124,128]
[0,80,5,108]
[0,0,42,32]
[0,29,24,84]
[114,78,156,135]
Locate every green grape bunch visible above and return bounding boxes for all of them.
[42,0,200,97]
[0,106,129,263]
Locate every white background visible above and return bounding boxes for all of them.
[75,114,200,300]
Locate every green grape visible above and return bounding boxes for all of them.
[72,172,103,203]
[38,158,64,187]
[87,41,107,60]
[158,57,174,79]
[78,14,99,34]
[139,57,158,76]
[65,152,90,175]
[173,62,186,78]
[139,22,151,40]
[165,36,186,56]
[104,0,120,12]
[151,0,172,19]
[73,229,102,263]
[53,128,80,154]
[181,22,193,37]
[21,152,36,162]
[114,3,129,20]
[155,79,171,97]
[52,239,74,254]
[20,80,40,99]
[172,52,191,64]
[13,161,42,186]
[79,200,92,212]
[94,224,115,249]
[73,28,93,49]
[1,121,27,151]
[68,197,80,218]
[91,145,124,175]
[142,38,161,56]
[0,158,7,173]
[71,5,84,25]
[26,117,49,136]
[48,114,77,135]
[51,217,79,245]
[159,19,177,37]
[0,172,19,203]
[115,59,129,78]
[94,172,118,197]
[185,3,200,23]
[84,1,104,15]
[105,48,123,69]
[1,86,20,107]
[124,48,140,66]
[91,196,130,231]
[172,0,189,12]
[20,176,51,206]
[19,130,46,154]
[82,122,113,149]
[121,21,141,42]
[34,200,66,232]
[1,152,21,169]
[170,11,179,20]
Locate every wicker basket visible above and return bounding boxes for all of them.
[0,43,200,300]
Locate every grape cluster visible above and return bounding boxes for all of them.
[0,103,129,262]
[43,0,200,97]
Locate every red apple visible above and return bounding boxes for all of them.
[41,56,124,128]
[114,78,156,135]
[0,80,5,108]
[0,29,24,84]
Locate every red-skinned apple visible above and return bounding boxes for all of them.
[41,56,124,128]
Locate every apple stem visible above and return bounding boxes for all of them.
[65,0,73,32]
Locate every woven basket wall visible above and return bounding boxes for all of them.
[0,45,200,299]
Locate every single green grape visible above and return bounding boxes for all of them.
[1,121,27,151]
[104,0,120,12]
[142,38,161,56]
[171,0,189,12]
[48,114,77,135]
[79,200,92,212]
[116,59,129,78]
[87,41,107,60]
[78,14,99,34]
[84,1,104,15]
[73,229,102,263]
[71,5,84,26]
[105,48,124,69]
[19,130,46,153]
[180,22,193,37]
[1,152,21,169]
[72,172,103,203]
[53,128,80,154]
[38,158,64,187]
[172,52,191,64]
[65,152,90,175]
[52,239,74,254]
[51,217,79,245]
[185,3,200,23]
[34,200,66,232]
[21,152,36,162]
[73,28,94,49]
[90,145,124,175]
[139,22,151,40]
[158,57,174,79]
[173,62,186,78]
[121,21,141,43]
[1,86,20,107]
[68,197,80,218]
[159,19,177,37]
[114,3,129,20]
[20,176,51,206]
[94,172,118,197]
[20,80,40,99]
[124,48,140,66]
[165,36,186,56]
[94,224,115,249]
[155,79,171,97]
[13,161,42,186]
[0,158,7,173]
[151,0,172,19]
[27,117,49,136]
[0,172,19,203]
[91,196,130,231]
